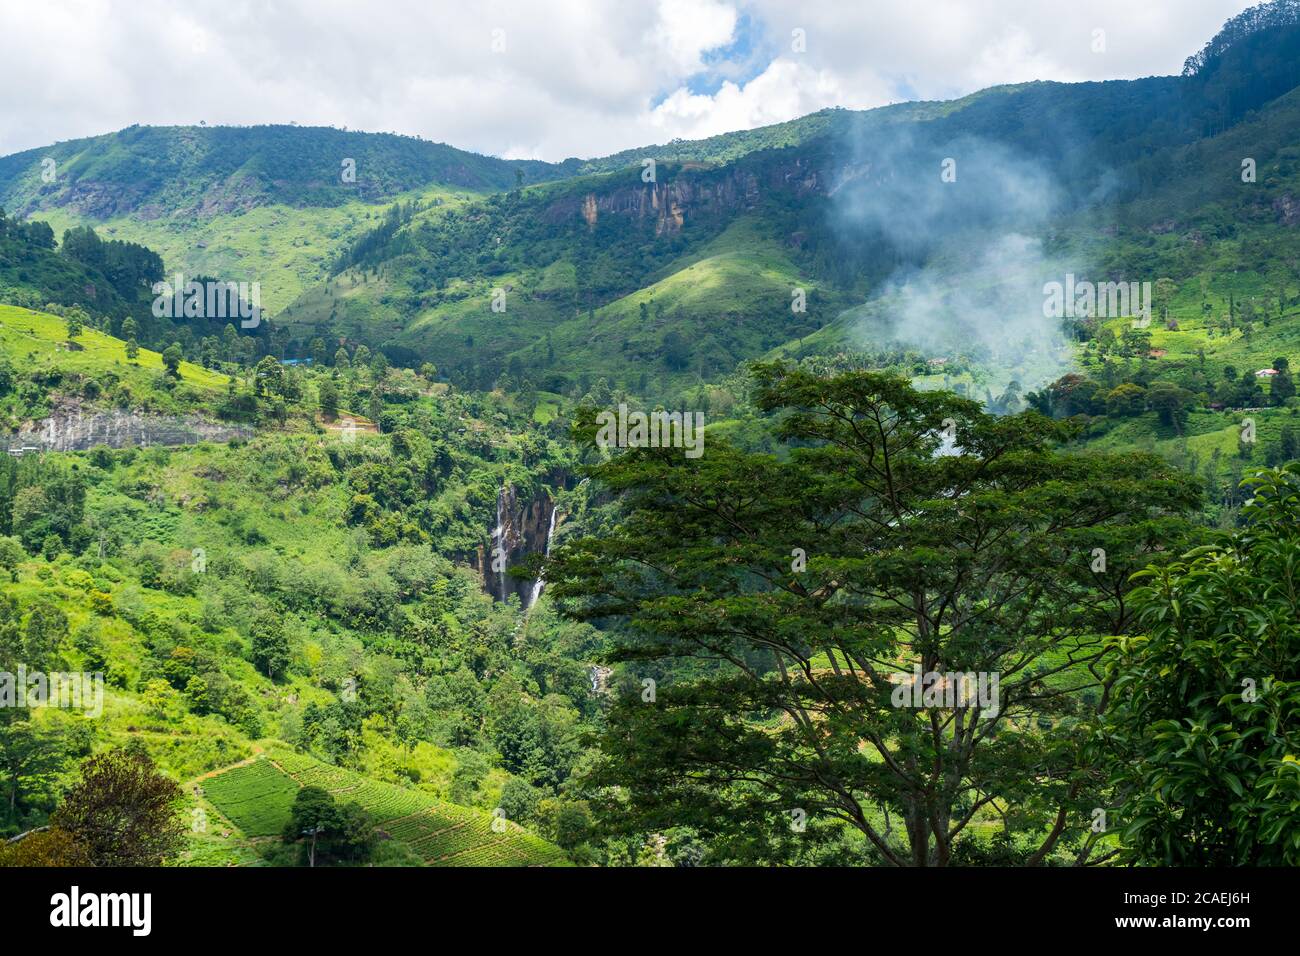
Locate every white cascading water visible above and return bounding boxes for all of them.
[492,490,506,601]
[525,503,559,611]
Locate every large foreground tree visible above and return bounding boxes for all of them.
[1101,464,1300,865]
[549,363,1201,866]
[51,746,184,866]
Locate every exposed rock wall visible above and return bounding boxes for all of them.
[469,481,561,607]
[545,156,827,236]
[2,406,252,454]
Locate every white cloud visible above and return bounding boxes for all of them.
[968,27,1082,90]
[652,0,738,73]
[648,59,874,141]
[0,0,1261,161]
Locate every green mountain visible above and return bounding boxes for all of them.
[3,0,1300,871]
[7,5,1300,398]
[0,124,569,217]
[265,5,1300,398]
[0,126,575,312]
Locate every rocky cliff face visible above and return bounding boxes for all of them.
[544,155,828,237]
[1,405,252,454]
[469,481,562,607]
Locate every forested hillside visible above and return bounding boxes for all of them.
[1,0,1297,870]
[265,3,1300,405]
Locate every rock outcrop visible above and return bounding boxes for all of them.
[544,156,828,237]
[2,405,252,454]
[469,481,563,607]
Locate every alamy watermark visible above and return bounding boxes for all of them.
[890,665,1000,717]
[50,886,150,936]
[0,667,104,717]
[152,273,262,328]
[595,404,705,459]
[1043,274,1152,325]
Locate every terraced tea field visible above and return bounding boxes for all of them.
[198,749,568,867]
[201,757,301,837]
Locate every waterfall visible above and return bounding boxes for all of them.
[492,490,507,601]
[588,664,612,695]
[524,503,559,611]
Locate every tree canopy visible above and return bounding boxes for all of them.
[549,362,1203,865]
[1101,463,1300,865]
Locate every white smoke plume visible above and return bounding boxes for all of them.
[829,127,1088,395]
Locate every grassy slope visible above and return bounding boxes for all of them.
[509,216,821,384]
[1,302,235,434]
[0,303,226,391]
[0,303,379,431]
[298,213,824,392]
[279,263,572,382]
[274,182,507,342]
[32,184,481,314]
